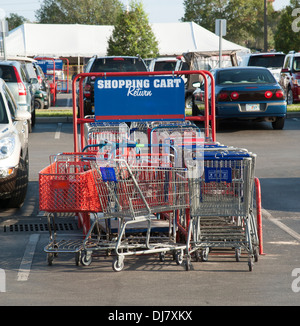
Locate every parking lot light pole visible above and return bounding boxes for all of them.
[0,9,7,60]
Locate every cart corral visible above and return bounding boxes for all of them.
[39,70,263,272]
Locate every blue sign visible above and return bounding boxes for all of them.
[94,76,185,122]
[205,167,232,183]
[36,59,63,73]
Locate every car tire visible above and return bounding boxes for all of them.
[272,117,285,130]
[287,88,293,105]
[34,98,44,110]
[7,153,29,208]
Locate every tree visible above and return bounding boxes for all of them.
[35,0,123,25]
[274,0,300,53]
[107,0,159,58]
[181,0,277,50]
[7,13,28,30]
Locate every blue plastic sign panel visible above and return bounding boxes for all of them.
[205,167,232,183]
[94,76,185,122]
[36,59,63,73]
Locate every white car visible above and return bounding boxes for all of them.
[0,78,31,208]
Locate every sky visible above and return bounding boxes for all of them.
[0,0,290,23]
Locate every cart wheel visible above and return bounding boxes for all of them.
[201,248,209,262]
[254,247,259,262]
[159,252,165,262]
[75,251,81,266]
[185,256,191,271]
[175,252,183,265]
[194,250,201,262]
[112,258,124,272]
[80,251,92,266]
[248,260,253,271]
[235,248,241,262]
[47,253,54,266]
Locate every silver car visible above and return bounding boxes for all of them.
[0,60,35,132]
[0,78,31,208]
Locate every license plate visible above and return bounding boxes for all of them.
[246,104,260,111]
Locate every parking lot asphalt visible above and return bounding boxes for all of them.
[1,93,300,307]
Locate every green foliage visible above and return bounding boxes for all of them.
[274,1,300,53]
[6,13,28,30]
[107,0,159,58]
[35,0,123,25]
[181,0,277,50]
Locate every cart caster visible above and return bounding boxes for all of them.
[175,251,183,265]
[112,258,124,272]
[75,251,81,266]
[159,252,166,262]
[185,255,191,271]
[235,248,241,262]
[47,253,54,266]
[201,247,209,262]
[80,250,92,266]
[254,247,259,262]
[194,250,201,262]
[248,260,253,271]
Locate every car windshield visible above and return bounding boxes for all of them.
[0,66,17,83]
[91,58,147,72]
[154,61,177,71]
[217,69,276,85]
[293,57,300,71]
[248,54,285,68]
[0,94,9,124]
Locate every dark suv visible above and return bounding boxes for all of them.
[80,56,148,116]
[279,51,300,104]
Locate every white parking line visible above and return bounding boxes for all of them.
[17,234,40,282]
[263,208,300,242]
[55,123,62,139]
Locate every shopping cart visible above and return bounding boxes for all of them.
[185,146,258,271]
[39,151,113,266]
[91,158,189,271]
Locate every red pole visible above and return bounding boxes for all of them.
[255,177,265,255]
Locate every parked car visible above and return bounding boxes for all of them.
[0,78,31,208]
[148,56,192,107]
[32,62,51,110]
[279,51,300,104]
[240,52,286,82]
[148,56,185,72]
[0,60,35,132]
[192,67,287,130]
[80,56,148,117]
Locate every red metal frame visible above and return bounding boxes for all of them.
[255,177,265,255]
[72,70,215,152]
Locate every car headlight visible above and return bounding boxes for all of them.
[0,136,15,159]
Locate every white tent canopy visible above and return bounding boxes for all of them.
[4,22,249,58]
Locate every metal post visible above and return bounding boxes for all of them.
[1,19,7,60]
[219,22,222,68]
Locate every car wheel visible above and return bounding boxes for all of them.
[34,98,44,110]
[7,154,29,208]
[287,88,293,105]
[272,117,285,130]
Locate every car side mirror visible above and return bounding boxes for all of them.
[30,78,39,84]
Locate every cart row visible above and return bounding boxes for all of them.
[39,120,260,271]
